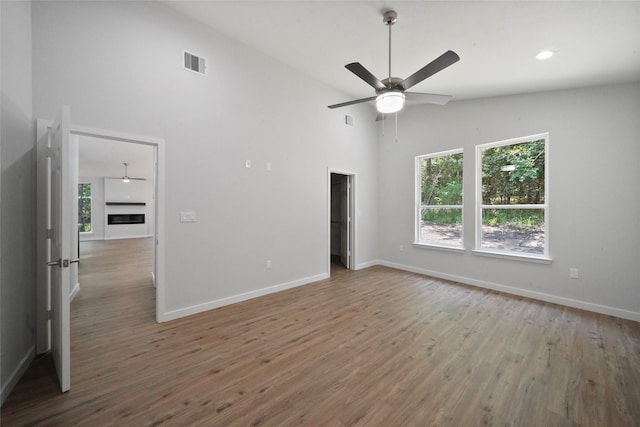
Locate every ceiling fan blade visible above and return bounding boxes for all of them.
[328,96,377,109]
[399,50,460,91]
[345,63,386,91]
[404,92,453,105]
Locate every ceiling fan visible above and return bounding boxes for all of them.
[327,10,460,118]
[110,162,146,182]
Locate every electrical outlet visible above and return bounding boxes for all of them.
[266,260,272,269]
[245,159,251,168]
[570,268,579,279]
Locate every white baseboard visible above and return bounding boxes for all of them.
[378,260,640,322]
[161,272,330,322]
[70,282,80,302]
[79,235,104,241]
[355,260,380,270]
[104,234,153,241]
[1,346,35,405]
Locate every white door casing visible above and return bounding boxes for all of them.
[340,176,351,269]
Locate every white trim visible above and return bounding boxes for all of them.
[70,282,80,302]
[355,260,379,270]
[413,242,466,253]
[472,249,552,264]
[162,273,329,322]
[478,132,549,150]
[103,234,153,241]
[378,260,640,323]
[79,235,103,242]
[1,346,35,405]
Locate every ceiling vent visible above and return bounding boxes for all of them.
[183,50,207,76]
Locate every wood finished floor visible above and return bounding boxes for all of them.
[2,238,640,426]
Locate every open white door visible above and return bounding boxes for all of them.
[47,106,73,392]
[339,177,351,269]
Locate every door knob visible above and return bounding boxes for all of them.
[47,259,61,267]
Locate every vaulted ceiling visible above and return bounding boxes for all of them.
[81,1,640,178]
[165,1,640,102]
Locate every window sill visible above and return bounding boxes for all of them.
[472,249,552,264]
[413,242,466,254]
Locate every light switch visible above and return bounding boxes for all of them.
[180,211,196,223]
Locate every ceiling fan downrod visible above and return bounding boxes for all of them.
[383,10,397,86]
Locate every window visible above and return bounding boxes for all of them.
[78,183,92,232]
[415,149,464,248]
[476,134,548,258]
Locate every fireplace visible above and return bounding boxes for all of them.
[108,213,145,225]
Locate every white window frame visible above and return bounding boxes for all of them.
[414,148,465,251]
[474,133,550,263]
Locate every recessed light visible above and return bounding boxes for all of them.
[536,50,554,60]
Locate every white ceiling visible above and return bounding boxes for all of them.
[79,136,154,180]
[164,0,640,102]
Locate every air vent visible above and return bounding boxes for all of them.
[183,50,207,76]
[345,115,354,126]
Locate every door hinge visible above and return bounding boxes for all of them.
[46,228,53,239]
[46,310,52,320]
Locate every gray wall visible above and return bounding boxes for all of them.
[31,1,379,316]
[1,0,35,403]
[378,83,640,319]
[2,0,638,407]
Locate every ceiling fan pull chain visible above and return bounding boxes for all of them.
[395,112,399,143]
[382,113,385,136]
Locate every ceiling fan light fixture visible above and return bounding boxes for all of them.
[376,91,405,114]
[536,50,554,60]
[122,176,130,183]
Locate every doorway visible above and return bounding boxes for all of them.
[36,118,166,359]
[75,135,156,307]
[329,172,355,272]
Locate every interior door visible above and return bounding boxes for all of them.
[47,106,73,392]
[340,177,351,269]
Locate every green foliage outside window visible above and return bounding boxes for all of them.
[78,183,91,232]
[481,139,545,226]
[420,152,463,224]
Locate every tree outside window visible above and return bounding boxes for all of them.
[477,134,548,256]
[416,149,464,247]
[78,183,92,232]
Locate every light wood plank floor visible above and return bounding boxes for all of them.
[3,238,640,426]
